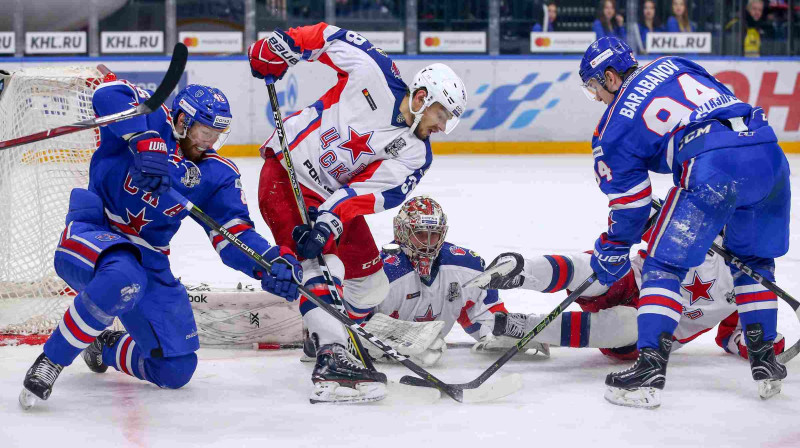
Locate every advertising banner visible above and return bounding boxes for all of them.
[359,31,404,53]
[530,32,595,53]
[179,32,242,53]
[420,32,486,53]
[0,33,14,55]
[25,32,86,54]
[101,31,164,54]
[3,57,798,150]
[646,32,712,53]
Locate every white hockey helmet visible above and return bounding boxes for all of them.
[408,63,467,135]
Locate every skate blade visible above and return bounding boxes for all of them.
[309,381,387,404]
[461,373,523,403]
[604,386,661,409]
[19,388,40,410]
[758,379,783,400]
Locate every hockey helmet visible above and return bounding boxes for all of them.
[408,63,467,135]
[579,36,637,100]
[171,84,233,150]
[394,196,449,277]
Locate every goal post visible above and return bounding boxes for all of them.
[0,66,104,341]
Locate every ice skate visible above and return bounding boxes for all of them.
[744,323,787,400]
[19,353,64,410]
[310,343,387,404]
[604,332,672,409]
[82,330,126,373]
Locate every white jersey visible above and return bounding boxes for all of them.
[259,23,431,223]
[376,243,507,340]
[519,238,736,348]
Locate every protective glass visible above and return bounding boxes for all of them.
[581,77,603,101]
[187,122,230,152]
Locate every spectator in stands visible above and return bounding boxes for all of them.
[593,0,626,40]
[744,0,776,56]
[666,0,694,32]
[637,0,663,52]
[532,2,559,32]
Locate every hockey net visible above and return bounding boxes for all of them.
[0,65,104,344]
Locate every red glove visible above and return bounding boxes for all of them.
[248,31,301,82]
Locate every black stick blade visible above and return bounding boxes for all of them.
[143,43,188,112]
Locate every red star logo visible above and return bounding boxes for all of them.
[339,127,375,164]
[414,304,439,322]
[681,272,715,306]
[126,208,152,234]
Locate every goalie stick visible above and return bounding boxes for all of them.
[165,189,519,403]
[649,199,800,363]
[0,44,188,151]
[401,274,597,398]
[264,81,376,371]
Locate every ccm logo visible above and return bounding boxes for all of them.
[268,37,300,65]
[361,255,381,269]
[594,252,628,264]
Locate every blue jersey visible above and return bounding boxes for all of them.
[90,80,272,276]
[591,56,771,245]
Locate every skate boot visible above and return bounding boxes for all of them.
[744,323,787,400]
[82,330,126,373]
[310,343,387,404]
[604,332,672,409]
[19,353,65,410]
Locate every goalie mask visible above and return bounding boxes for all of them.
[394,196,448,277]
[171,84,233,152]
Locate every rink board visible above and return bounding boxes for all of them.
[1,55,799,154]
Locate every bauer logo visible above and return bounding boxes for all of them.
[117,71,188,107]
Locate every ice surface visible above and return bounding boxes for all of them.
[2,155,800,447]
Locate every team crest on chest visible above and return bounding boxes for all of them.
[681,272,715,306]
[414,304,439,322]
[339,126,375,164]
[181,162,201,188]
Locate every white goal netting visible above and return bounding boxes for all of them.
[0,66,103,340]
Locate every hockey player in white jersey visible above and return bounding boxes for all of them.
[248,23,467,403]
[474,230,786,404]
[310,196,545,367]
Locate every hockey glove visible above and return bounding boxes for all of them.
[247,30,302,83]
[483,252,526,289]
[590,233,631,286]
[292,209,343,260]
[260,245,303,301]
[127,130,170,196]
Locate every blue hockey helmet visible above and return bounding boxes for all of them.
[579,36,637,100]
[171,84,233,149]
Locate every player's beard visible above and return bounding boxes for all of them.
[179,138,206,163]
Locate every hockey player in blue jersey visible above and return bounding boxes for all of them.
[19,77,303,410]
[579,37,790,408]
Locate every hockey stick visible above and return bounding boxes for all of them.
[400,274,597,397]
[649,199,800,363]
[264,81,375,371]
[166,189,515,403]
[0,44,188,151]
